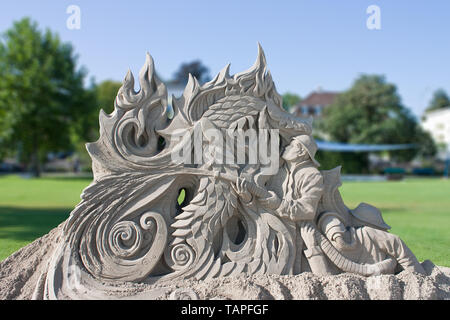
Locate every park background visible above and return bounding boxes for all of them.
[0,1,449,266]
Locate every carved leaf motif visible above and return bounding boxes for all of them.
[168,176,238,279]
[203,96,262,131]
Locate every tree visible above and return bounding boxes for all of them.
[425,89,450,113]
[319,75,436,173]
[96,80,122,115]
[172,60,211,84]
[282,92,301,112]
[71,79,122,145]
[0,18,91,176]
[70,80,122,172]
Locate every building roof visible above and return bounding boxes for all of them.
[422,106,450,118]
[298,91,339,107]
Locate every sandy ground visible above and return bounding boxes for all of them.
[0,225,449,300]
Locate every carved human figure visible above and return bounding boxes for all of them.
[301,213,426,275]
[236,134,324,221]
[235,134,324,273]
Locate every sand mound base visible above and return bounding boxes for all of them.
[1,225,449,300]
[156,264,449,300]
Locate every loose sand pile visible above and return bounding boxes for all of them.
[1,225,449,300]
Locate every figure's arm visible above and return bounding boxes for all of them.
[277,172,324,221]
[301,222,336,275]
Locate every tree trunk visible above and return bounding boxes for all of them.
[31,135,41,178]
[31,151,41,177]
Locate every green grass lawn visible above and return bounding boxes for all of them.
[0,175,449,266]
[0,175,90,261]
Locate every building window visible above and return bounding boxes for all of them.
[315,105,322,116]
[301,106,308,115]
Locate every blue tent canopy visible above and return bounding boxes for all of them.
[316,140,416,152]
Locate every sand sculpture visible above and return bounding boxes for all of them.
[2,45,447,300]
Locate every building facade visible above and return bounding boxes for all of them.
[293,89,339,119]
[421,107,450,160]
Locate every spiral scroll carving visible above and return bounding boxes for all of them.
[165,243,196,271]
[169,288,199,300]
[115,115,159,161]
[79,211,168,282]
[109,221,143,258]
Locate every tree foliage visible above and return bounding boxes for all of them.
[74,79,122,143]
[172,60,211,84]
[319,75,436,172]
[282,92,301,112]
[96,80,122,115]
[70,80,122,172]
[425,89,450,113]
[0,18,92,176]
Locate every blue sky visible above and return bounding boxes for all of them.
[1,0,449,117]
